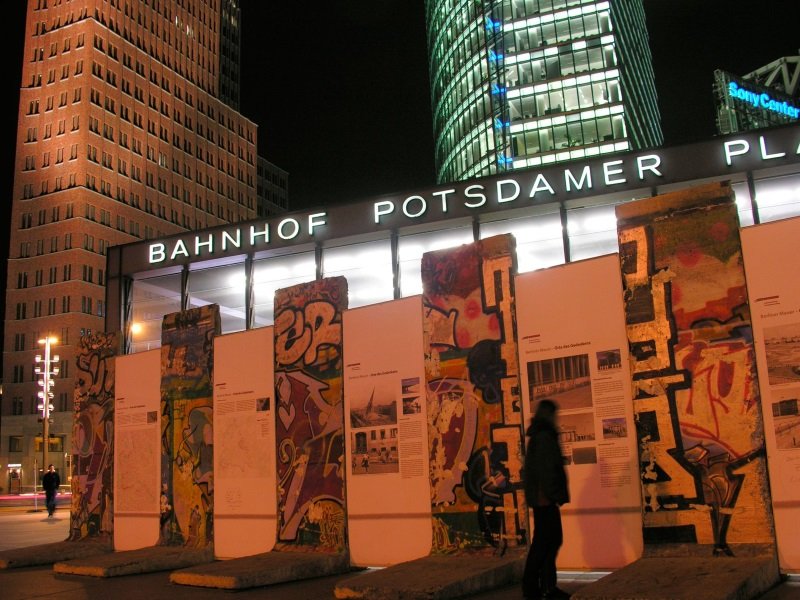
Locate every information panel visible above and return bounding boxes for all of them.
[114,349,161,551]
[213,328,277,558]
[516,254,642,569]
[741,216,800,572]
[343,297,432,566]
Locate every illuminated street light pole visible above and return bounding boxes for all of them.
[35,336,59,479]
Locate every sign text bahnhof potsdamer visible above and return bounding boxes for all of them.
[114,125,799,275]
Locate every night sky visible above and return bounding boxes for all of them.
[1,1,798,353]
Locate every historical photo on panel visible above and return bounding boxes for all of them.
[559,411,596,444]
[764,322,800,386]
[401,377,422,414]
[602,417,628,439]
[350,386,398,428]
[596,348,622,371]
[527,353,593,411]
[402,377,420,395]
[351,427,400,475]
[572,446,598,465]
[772,395,800,450]
[402,396,422,415]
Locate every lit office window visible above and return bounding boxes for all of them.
[481,210,564,273]
[188,262,246,334]
[323,239,393,308]
[567,203,619,261]
[754,174,800,223]
[130,272,182,352]
[252,252,316,327]
[398,226,474,297]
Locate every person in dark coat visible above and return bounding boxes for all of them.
[42,464,61,517]
[522,399,570,599]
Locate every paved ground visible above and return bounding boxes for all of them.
[0,564,601,600]
[0,507,70,551]
[0,504,797,599]
[0,565,794,600]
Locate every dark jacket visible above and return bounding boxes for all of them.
[42,471,60,493]
[523,416,569,507]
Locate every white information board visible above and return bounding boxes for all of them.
[114,349,161,551]
[343,297,432,566]
[213,327,277,559]
[516,254,643,569]
[741,216,800,573]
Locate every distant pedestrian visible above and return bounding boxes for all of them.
[42,464,61,517]
[522,400,570,600]
[159,483,173,538]
[186,504,202,547]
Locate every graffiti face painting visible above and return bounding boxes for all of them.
[422,235,527,553]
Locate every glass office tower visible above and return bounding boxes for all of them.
[426,0,662,183]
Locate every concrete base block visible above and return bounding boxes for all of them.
[0,539,112,569]
[334,549,526,600]
[53,545,213,577]
[170,549,351,589]
[642,543,777,559]
[572,555,780,600]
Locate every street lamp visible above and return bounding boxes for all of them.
[35,336,59,475]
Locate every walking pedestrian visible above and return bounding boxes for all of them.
[522,399,570,599]
[42,464,61,517]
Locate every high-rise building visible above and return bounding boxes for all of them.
[256,156,289,218]
[425,0,662,183]
[218,0,241,110]
[2,0,262,487]
[714,53,800,135]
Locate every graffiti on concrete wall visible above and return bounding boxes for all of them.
[616,184,774,552]
[274,277,348,550]
[422,235,526,553]
[158,305,219,548]
[69,332,119,541]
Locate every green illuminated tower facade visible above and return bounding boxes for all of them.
[426,0,662,182]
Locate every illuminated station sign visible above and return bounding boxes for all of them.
[116,126,799,272]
